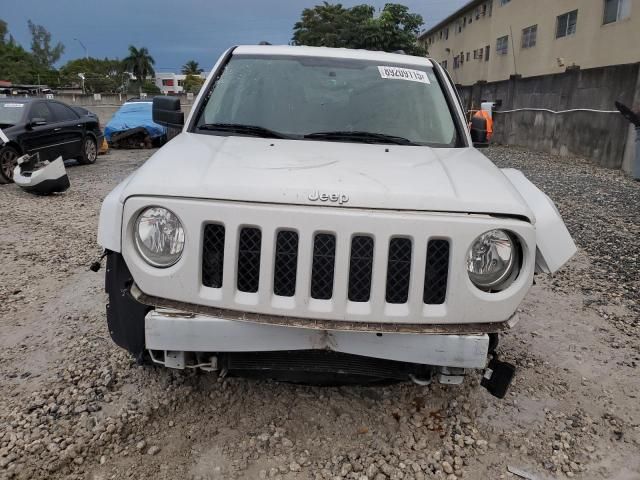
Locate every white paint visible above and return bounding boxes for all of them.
[0,127,8,144]
[145,310,490,368]
[111,133,535,219]
[121,196,536,326]
[501,168,577,273]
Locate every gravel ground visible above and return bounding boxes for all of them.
[0,146,639,480]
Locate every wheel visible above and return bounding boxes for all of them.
[0,146,20,184]
[78,136,98,165]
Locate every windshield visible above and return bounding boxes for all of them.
[194,55,459,147]
[0,102,26,127]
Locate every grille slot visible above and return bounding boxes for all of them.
[273,230,299,297]
[310,233,336,300]
[237,228,262,293]
[423,240,450,304]
[348,236,374,302]
[202,224,225,288]
[386,238,412,304]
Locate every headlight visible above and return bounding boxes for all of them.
[134,207,185,267]
[467,229,519,291]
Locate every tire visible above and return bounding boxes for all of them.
[78,136,98,165]
[0,145,20,184]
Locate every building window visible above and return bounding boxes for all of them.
[466,52,470,61]
[478,47,483,60]
[500,0,511,5]
[556,10,578,38]
[485,45,490,61]
[603,0,631,24]
[445,27,449,40]
[177,80,184,87]
[496,35,509,55]
[521,25,538,48]
[161,79,174,86]
[453,57,460,69]
[442,60,448,70]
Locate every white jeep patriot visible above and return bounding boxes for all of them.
[97,45,576,396]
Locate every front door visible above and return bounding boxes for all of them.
[19,101,60,161]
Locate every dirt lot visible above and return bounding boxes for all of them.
[0,146,639,480]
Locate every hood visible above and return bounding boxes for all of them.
[120,133,533,220]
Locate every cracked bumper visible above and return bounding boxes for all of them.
[145,308,492,369]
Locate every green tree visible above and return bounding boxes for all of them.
[59,57,125,93]
[183,74,204,94]
[0,19,53,84]
[181,60,203,75]
[292,3,426,56]
[0,19,7,45]
[27,19,65,68]
[122,45,155,93]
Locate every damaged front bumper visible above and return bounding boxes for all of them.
[145,307,492,369]
[105,252,516,394]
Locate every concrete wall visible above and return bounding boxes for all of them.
[459,63,639,169]
[421,0,640,86]
[45,94,193,128]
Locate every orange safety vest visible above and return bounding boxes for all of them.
[472,110,493,140]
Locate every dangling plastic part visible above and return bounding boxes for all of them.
[13,154,70,195]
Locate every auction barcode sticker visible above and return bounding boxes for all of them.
[378,66,430,84]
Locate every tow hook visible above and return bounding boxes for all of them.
[481,356,516,399]
[89,250,108,272]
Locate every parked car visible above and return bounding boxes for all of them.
[0,98,103,183]
[97,45,576,395]
[71,105,99,122]
[104,100,166,149]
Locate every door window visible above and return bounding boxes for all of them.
[48,102,79,122]
[30,102,54,123]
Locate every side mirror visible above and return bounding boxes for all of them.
[29,117,47,128]
[152,96,184,128]
[470,115,489,148]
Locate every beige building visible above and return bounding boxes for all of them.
[419,0,640,86]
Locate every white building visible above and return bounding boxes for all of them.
[155,73,187,94]
[155,72,208,95]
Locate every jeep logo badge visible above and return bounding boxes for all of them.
[308,190,349,205]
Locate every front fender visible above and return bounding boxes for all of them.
[501,169,577,273]
[97,174,134,252]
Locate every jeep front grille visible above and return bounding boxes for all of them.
[273,230,299,297]
[348,236,374,302]
[202,224,225,288]
[202,226,449,306]
[237,227,261,293]
[386,238,412,304]
[423,240,450,305]
[310,233,337,300]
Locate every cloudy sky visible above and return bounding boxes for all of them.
[3,0,467,71]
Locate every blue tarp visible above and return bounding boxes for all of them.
[104,101,166,141]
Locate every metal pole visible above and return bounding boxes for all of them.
[509,26,518,76]
[74,38,88,59]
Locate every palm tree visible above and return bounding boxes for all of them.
[181,60,203,76]
[122,46,155,94]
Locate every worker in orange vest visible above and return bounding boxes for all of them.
[472,108,493,141]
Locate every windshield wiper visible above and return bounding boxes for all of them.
[304,131,416,145]
[198,123,290,139]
